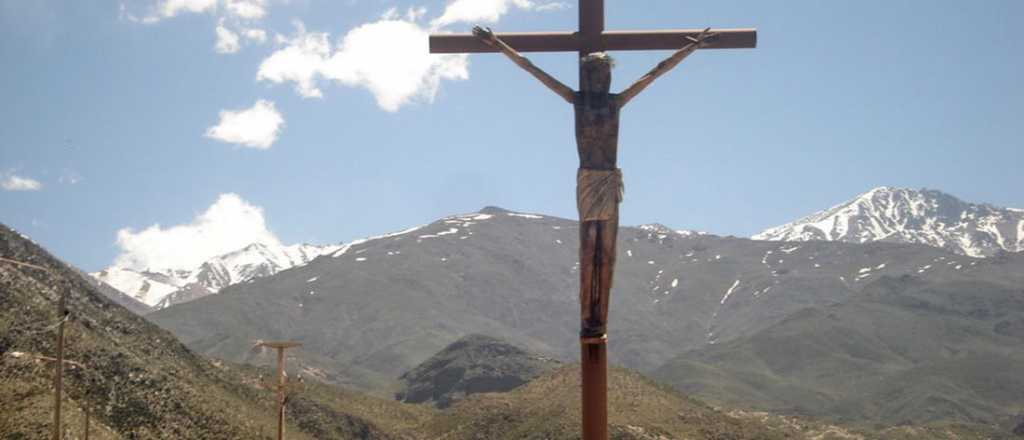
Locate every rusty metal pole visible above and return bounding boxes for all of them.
[276,347,285,440]
[52,285,67,440]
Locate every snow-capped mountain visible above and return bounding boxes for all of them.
[754,187,1024,257]
[91,242,340,309]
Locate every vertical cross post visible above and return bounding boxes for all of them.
[578,0,604,56]
[581,338,607,439]
[53,288,66,440]
[255,341,302,440]
[83,405,90,440]
[578,0,604,91]
[276,347,285,440]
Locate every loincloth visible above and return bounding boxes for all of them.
[576,168,624,221]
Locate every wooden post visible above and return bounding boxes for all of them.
[581,339,608,440]
[83,405,90,440]
[6,353,87,440]
[276,347,284,440]
[254,341,302,440]
[53,288,66,440]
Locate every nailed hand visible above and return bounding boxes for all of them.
[685,27,719,47]
[472,26,497,46]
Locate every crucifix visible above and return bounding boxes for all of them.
[429,2,755,438]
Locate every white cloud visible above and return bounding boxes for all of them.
[258,17,469,111]
[205,99,284,149]
[257,22,331,98]
[535,2,569,12]
[113,193,282,271]
[242,27,267,43]
[215,20,241,53]
[1,173,42,191]
[225,0,266,20]
[431,0,534,28]
[158,0,218,20]
[123,0,270,52]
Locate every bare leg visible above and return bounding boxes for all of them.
[579,218,618,338]
[579,220,601,337]
[579,219,615,440]
[595,217,618,330]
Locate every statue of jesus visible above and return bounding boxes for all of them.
[473,26,716,340]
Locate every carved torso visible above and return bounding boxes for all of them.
[574,92,621,170]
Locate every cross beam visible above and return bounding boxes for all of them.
[429,1,756,55]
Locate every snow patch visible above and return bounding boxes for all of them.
[720,280,741,304]
[333,225,425,258]
[419,228,459,239]
[507,213,543,219]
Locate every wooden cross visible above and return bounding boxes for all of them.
[253,340,303,440]
[0,256,70,440]
[429,2,755,439]
[7,350,89,440]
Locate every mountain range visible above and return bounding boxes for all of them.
[91,242,340,310]
[143,188,1024,433]
[3,222,897,439]
[93,187,1022,315]
[755,186,1024,257]
[61,186,1024,435]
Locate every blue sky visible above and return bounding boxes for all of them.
[1,0,1021,272]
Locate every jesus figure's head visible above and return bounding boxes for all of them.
[581,52,614,94]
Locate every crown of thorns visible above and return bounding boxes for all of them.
[581,52,616,68]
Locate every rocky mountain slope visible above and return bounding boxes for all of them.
[91,242,339,310]
[0,223,402,439]
[148,205,1024,434]
[422,365,870,440]
[654,261,1024,427]
[395,334,560,408]
[2,221,883,440]
[755,187,1024,257]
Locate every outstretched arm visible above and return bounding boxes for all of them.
[473,26,575,104]
[617,28,717,107]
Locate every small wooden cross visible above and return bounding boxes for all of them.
[253,340,303,440]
